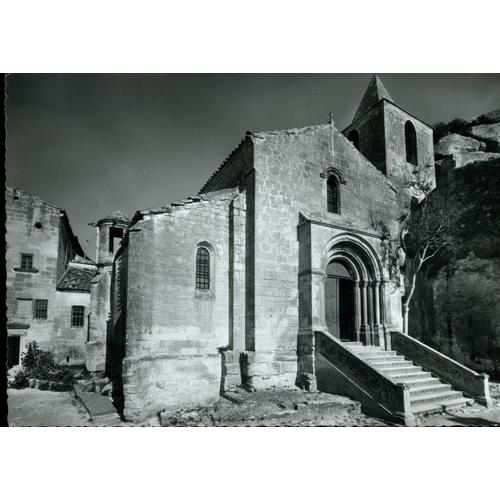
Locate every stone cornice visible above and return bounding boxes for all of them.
[299,213,383,240]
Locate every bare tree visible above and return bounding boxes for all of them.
[371,164,453,334]
[398,164,453,333]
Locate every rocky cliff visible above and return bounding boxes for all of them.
[409,109,500,378]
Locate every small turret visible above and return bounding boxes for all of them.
[90,210,130,265]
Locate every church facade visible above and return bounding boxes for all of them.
[102,76,437,421]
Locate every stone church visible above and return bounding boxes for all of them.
[87,76,492,423]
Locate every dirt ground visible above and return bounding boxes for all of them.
[7,382,500,427]
[7,388,92,427]
[159,388,387,427]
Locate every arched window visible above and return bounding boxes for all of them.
[327,176,340,214]
[195,247,210,289]
[405,121,418,165]
[347,130,360,150]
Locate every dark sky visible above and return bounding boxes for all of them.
[6,73,500,256]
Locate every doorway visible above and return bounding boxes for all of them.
[8,336,21,368]
[325,261,356,341]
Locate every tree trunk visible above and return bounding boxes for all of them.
[402,257,423,334]
[403,304,409,334]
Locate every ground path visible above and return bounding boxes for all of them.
[7,388,92,426]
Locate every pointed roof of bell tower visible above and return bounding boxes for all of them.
[352,75,394,123]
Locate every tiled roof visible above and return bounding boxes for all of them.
[131,189,238,225]
[199,137,249,194]
[57,267,97,292]
[71,255,95,265]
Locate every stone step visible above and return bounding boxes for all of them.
[348,346,386,351]
[399,376,440,387]
[359,353,403,362]
[350,349,397,357]
[410,389,465,406]
[369,360,414,369]
[341,342,363,346]
[386,371,431,381]
[411,396,472,416]
[379,366,424,376]
[409,382,452,395]
[339,341,474,420]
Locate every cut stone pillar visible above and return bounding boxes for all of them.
[354,280,361,342]
[360,281,369,345]
[379,281,388,349]
[312,270,327,331]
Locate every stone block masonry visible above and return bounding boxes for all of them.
[120,189,238,421]
[5,185,89,366]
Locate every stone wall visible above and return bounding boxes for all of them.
[383,102,435,188]
[120,189,237,420]
[86,268,111,372]
[53,290,90,364]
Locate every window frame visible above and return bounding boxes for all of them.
[327,175,341,214]
[20,253,34,271]
[195,246,211,290]
[33,299,48,320]
[71,305,85,328]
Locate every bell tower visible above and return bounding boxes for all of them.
[342,75,435,189]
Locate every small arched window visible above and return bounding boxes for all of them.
[405,121,418,165]
[327,176,340,214]
[195,247,210,289]
[347,130,360,150]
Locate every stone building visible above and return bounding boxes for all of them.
[107,76,457,422]
[5,185,96,368]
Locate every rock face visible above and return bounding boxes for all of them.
[410,108,500,378]
[475,108,500,124]
[468,123,500,152]
[453,151,500,167]
[435,133,484,156]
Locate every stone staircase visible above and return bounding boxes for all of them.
[342,342,473,416]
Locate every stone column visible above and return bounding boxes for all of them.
[360,281,369,345]
[372,281,381,347]
[229,195,246,352]
[379,281,388,349]
[354,280,361,342]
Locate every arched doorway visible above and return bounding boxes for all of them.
[321,234,386,346]
[325,261,356,341]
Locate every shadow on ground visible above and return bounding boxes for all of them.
[443,413,500,427]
